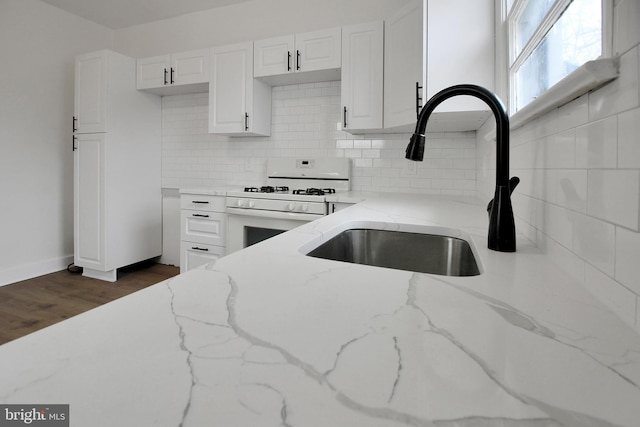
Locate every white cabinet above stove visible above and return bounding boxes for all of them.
[254,27,341,86]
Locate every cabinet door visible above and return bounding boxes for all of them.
[295,27,341,73]
[384,0,425,130]
[171,49,210,85]
[74,52,107,133]
[341,21,383,131]
[180,242,225,273]
[254,35,294,77]
[74,133,105,270]
[426,0,494,112]
[180,210,226,246]
[209,43,271,136]
[180,194,226,212]
[209,43,251,134]
[136,55,170,90]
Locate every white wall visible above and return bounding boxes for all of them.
[114,0,410,57]
[0,0,112,285]
[477,0,640,332]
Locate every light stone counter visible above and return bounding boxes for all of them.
[1,194,639,426]
[179,187,240,196]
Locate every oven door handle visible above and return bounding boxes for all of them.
[226,207,323,221]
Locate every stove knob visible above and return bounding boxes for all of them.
[300,203,308,212]
[288,203,296,211]
[248,200,255,208]
[237,199,245,208]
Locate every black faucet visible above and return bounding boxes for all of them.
[405,84,519,252]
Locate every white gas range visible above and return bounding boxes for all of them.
[226,158,350,253]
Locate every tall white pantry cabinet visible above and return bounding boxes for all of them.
[73,50,162,282]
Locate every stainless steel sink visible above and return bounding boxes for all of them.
[305,228,480,276]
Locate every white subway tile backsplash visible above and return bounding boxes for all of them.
[614,0,640,55]
[545,202,574,249]
[587,169,640,230]
[476,0,640,329]
[585,263,637,328]
[575,116,618,168]
[616,226,640,295]
[556,169,588,213]
[588,47,640,121]
[544,130,576,169]
[353,140,371,149]
[617,107,640,168]
[162,81,478,195]
[572,213,616,276]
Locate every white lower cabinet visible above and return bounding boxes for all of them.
[180,193,227,273]
[74,133,106,272]
[182,243,226,273]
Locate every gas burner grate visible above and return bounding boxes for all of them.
[292,188,336,196]
[244,186,290,193]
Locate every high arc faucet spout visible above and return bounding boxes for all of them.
[405,84,519,252]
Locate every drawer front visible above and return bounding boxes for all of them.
[180,242,226,273]
[180,194,226,212]
[181,210,226,246]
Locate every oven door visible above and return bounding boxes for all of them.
[226,208,322,254]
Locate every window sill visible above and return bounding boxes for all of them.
[509,57,619,129]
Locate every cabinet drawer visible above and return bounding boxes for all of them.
[180,242,225,273]
[180,194,226,212]
[180,210,226,245]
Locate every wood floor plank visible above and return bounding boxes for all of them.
[0,261,179,345]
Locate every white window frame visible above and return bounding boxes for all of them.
[496,0,618,128]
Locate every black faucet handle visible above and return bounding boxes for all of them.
[487,176,520,214]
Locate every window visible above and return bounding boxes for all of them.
[507,0,606,113]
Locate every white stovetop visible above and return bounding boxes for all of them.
[1,193,639,426]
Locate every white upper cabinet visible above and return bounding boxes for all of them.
[384,0,426,131]
[296,28,341,73]
[425,0,494,112]
[341,21,384,132]
[137,48,209,95]
[136,55,170,90]
[209,42,271,136]
[384,0,494,132]
[253,35,293,77]
[74,53,107,133]
[254,27,341,85]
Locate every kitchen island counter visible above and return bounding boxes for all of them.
[1,193,639,426]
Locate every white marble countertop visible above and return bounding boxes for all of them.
[179,187,239,196]
[1,194,639,426]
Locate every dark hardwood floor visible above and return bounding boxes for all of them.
[0,261,179,345]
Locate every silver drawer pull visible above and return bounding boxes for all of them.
[191,246,209,252]
[192,214,209,218]
[192,200,209,204]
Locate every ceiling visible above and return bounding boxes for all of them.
[40,0,254,29]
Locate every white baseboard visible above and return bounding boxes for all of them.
[0,255,74,287]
